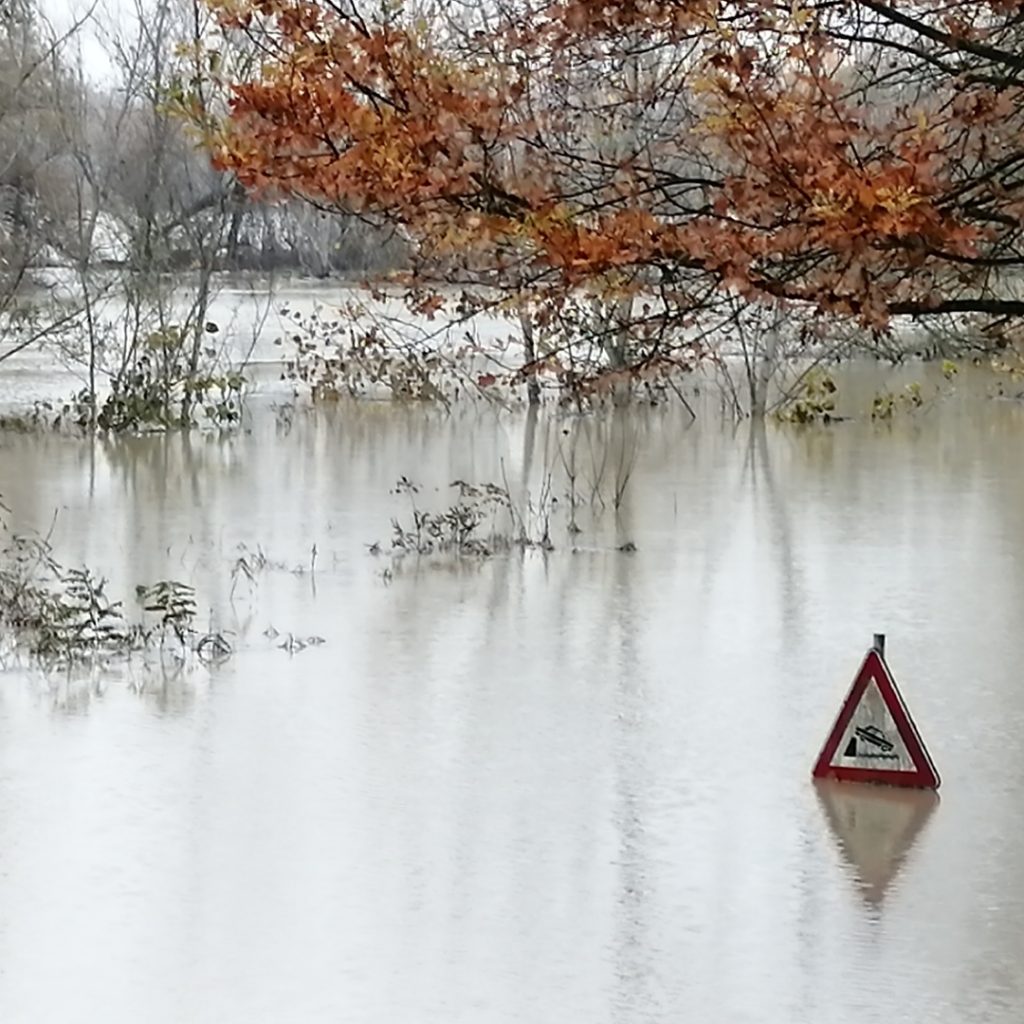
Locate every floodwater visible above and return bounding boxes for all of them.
[3,364,1024,1022]
[0,277,516,410]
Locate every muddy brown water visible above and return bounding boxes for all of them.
[2,390,1024,1022]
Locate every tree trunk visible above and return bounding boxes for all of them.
[608,296,633,407]
[518,307,540,405]
[751,310,781,419]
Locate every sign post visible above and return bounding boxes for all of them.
[812,634,940,790]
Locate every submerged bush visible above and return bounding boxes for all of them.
[68,324,245,432]
[383,476,555,558]
[0,518,231,666]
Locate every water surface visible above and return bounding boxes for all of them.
[1,399,1023,1023]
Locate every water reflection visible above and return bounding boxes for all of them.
[744,423,804,650]
[609,530,658,1021]
[815,780,939,906]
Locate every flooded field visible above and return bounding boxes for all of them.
[0,277,517,411]
[2,362,1024,1021]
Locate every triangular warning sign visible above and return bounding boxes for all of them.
[812,648,940,789]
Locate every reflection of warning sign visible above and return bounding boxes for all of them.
[813,647,940,789]
[815,780,938,905]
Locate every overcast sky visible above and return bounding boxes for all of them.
[40,0,136,83]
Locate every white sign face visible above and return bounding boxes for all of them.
[828,676,916,773]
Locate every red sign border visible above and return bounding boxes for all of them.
[812,649,940,790]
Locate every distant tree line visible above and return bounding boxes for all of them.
[0,0,405,287]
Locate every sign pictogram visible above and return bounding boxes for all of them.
[812,640,940,789]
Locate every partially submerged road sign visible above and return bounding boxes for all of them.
[813,640,940,790]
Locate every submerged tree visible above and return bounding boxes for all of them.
[201,0,1024,398]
